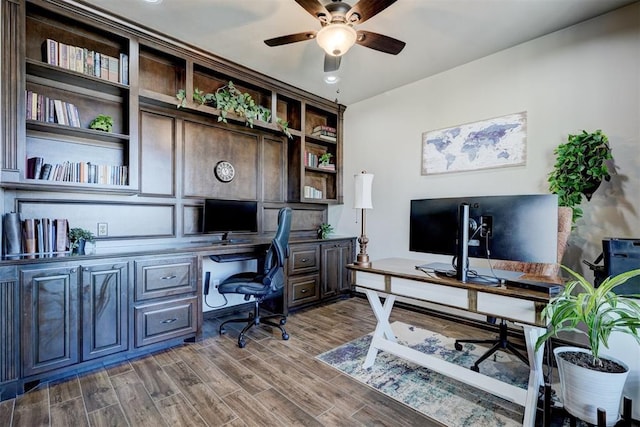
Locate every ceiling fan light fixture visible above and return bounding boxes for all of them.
[316,24,357,57]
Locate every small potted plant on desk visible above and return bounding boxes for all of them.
[317,223,333,239]
[535,266,640,426]
[69,227,95,255]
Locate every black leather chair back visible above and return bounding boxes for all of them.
[262,207,291,293]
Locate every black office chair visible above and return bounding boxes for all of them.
[454,207,572,372]
[218,207,292,348]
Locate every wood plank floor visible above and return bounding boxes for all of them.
[1,296,501,427]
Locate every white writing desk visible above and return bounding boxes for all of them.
[348,258,555,427]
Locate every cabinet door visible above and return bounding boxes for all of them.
[321,240,354,298]
[82,261,129,360]
[21,265,79,377]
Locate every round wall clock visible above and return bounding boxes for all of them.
[214,160,235,182]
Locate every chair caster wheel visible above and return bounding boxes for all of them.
[454,342,462,351]
[471,365,480,373]
[238,338,246,348]
[280,318,287,326]
[219,327,226,335]
[282,332,289,340]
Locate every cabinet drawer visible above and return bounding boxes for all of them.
[135,256,197,301]
[288,274,320,307]
[288,245,320,275]
[135,296,198,347]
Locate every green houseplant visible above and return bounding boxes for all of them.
[548,130,614,223]
[89,114,114,132]
[317,223,334,239]
[535,266,640,425]
[319,152,333,166]
[68,227,95,254]
[176,81,292,138]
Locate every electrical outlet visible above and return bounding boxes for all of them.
[213,279,220,289]
[97,223,108,237]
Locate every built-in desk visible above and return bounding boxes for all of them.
[0,236,355,401]
[348,258,557,427]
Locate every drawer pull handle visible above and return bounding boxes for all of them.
[301,258,308,262]
[161,318,178,324]
[301,289,307,293]
[161,275,177,280]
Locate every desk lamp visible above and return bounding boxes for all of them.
[354,171,374,267]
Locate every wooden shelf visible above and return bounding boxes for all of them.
[26,120,129,143]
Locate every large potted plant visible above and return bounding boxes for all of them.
[536,266,640,426]
[548,129,614,223]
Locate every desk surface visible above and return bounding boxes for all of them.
[348,257,558,304]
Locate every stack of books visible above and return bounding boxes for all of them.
[25,90,81,127]
[311,125,337,142]
[42,38,129,85]
[303,185,323,199]
[26,157,128,185]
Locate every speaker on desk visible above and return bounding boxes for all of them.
[603,238,640,296]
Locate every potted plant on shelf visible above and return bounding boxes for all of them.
[176,82,292,138]
[548,129,614,224]
[69,227,95,255]
[317,223,334,239]
[89,114,114,132]
[535,266,640,426]
[318,153,333,168]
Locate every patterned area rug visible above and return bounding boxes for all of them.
[317,321,531,427]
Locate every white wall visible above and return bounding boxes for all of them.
[331,3,640,277]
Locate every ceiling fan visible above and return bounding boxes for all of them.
[264,0,405,72]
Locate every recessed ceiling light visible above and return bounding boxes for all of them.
[143,0,163,4]
[324,75,340,84]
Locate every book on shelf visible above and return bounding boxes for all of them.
[94,52,101,78]
[317,163,336,171]
[53,99,66,125]
[55,219,69,252]
[59,43,69,69]
[100,54,110,81]
[310,132,337,142]
[119,53,129,85]
[84,48,95,76]
[40,163,52,180]
[26,157,44,180]
[312,125,336,133]
[42,39,59,66]
[22,219,36,254]
[107,55,119,83]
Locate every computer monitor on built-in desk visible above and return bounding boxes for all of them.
[203,199,258,242]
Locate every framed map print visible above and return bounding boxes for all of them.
[421,112,527,175]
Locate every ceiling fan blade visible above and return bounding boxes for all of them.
[346,0,397,24]
[324,55,341,72]
[295,0,331,21]
[264,32,317,47]
[356,30,405,55]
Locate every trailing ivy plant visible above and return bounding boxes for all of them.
[176,81,292,138]
[548,129,613,223]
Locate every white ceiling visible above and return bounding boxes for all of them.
[74,0,637,105]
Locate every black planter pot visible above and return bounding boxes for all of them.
[72,239,86,255]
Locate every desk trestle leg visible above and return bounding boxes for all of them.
[363,290,397,368]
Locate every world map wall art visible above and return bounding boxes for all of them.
[421,112,527,175]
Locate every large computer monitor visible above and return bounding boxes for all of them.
[203,199,258,239]
[409,194,558,283]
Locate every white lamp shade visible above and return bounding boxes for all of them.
[354,172,374,209]
[316,24,357,57]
